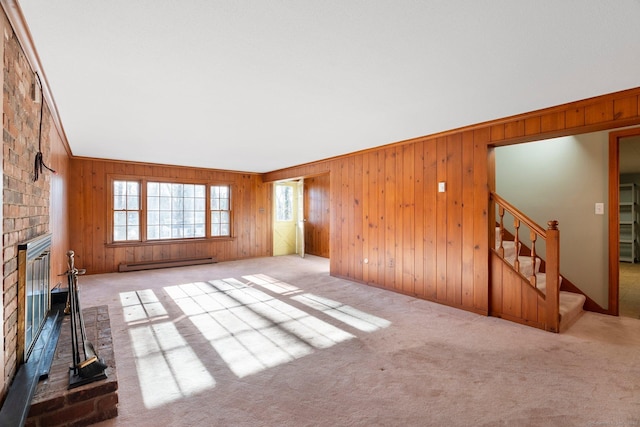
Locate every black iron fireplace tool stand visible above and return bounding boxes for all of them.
[66,250,107,389]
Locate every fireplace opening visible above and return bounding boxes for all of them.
[18,234,52,362]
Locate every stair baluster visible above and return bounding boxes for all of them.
[498,206,505,258]
[529,230,537,289]
[513,218,520,273]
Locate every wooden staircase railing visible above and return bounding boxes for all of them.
[490,192,560,332]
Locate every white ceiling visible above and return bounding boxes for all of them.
[17,0,640,173]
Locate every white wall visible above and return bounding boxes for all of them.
[495,131,609,308]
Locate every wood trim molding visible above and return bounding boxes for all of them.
[607,127,640,316]
[1,0,72,157]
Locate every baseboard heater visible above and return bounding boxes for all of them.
[118,257,216,272]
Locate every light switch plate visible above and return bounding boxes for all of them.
[438,182,446,193]
[595,202,604,215]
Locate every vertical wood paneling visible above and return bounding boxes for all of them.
[565,107,585,128]
[446,135,463,305]
[304,174,330,258]
[502,267,521,318]
[491,253,503,313]
[377,151,387,284]
[366,151,381,285]
[521,285,539,323]
[413,141,425,296]
[401,144,414,294]
[424,139,438,299]
[435,138,448,300]
[353,155,363,281]
[332,161,344,274]
[261,86,640,322]
[394,146,404,291]
[461,131,475,307]
[68,158,271,274]
[365,152,378,284]
[473,129,490,312]
[384,148,397,288]
[362,155,370,283]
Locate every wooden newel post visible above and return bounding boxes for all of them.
[545,220,560,333]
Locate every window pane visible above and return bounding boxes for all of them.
[127,181,139,195]
[160,226,171,239]
[114,181,126,195]
[160,196,171,211]
[127,195,139,210]
[184,197,194,211]
[114,226,126,241]
[148,211,159,225]
[113,180,140,242]
[148,196,159,210]
[160,183,171,197]
[276,185,293,221]
[160,211,171,225]
[114,211,126,226]
[114,196,126,210]
[172,198,184,211]
[212,224,220,236]
[221,211,230,224]
[148,182,159,196]
[148,226,159,240]
[127,212,139,226]
[220,224,230,236]
[147,181,207,241]
[184,212,194,225]
[212,211,220,223]
[127,226,139,240]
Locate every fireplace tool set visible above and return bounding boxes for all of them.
[65,250,107,389]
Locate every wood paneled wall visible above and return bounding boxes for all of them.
[49,119,71,283]
[68,158,272,274]
[304,174,330,258]
[264,87,640,315]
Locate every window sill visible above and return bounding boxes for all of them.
[106,236,235,248]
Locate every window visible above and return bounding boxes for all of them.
[147,182,206,240]
[113,180,140,241]
[210,185,231,237]
[110,178,232,243]
[275,185,294,221]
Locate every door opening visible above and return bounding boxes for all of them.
[613,129,640,318]
[273,180,304,257]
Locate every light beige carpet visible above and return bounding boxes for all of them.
[620,262,640,319]
[80,255,640,427]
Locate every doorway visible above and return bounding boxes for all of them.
[273,180,304,257]
[272,174,331,259]
[612,129,640,318]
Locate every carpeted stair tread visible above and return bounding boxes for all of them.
[559,291,586,332]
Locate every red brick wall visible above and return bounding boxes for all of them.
[2,19,53,387]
